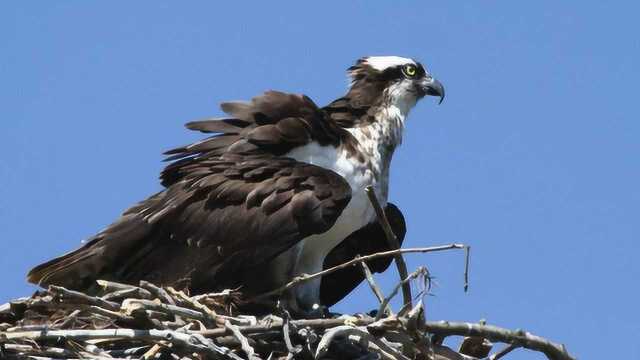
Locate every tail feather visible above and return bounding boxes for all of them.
[27,214,154,292]
[27,237,103,290]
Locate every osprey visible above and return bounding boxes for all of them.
[28,56,444,314]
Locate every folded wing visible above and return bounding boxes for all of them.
[28,155,351,295]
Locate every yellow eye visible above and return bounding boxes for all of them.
[403,64,417,77]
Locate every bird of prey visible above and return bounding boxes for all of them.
[28,56,444,315]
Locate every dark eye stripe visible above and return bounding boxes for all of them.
[415,62,427,77]
[379,66,404,81]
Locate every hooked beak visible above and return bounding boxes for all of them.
[420,78,445,104]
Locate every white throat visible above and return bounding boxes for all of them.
[351,87,415,161]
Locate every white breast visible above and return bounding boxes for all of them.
[285,142,379,250]
[266,102,408,309]
[270,142,381,308]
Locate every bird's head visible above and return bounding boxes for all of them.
[347,56,444,113]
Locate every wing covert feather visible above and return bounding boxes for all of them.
[28,155,352,296]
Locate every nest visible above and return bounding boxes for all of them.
[0,273,574,360]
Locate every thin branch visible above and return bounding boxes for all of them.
[464,246,471,292]
[1,344,75,357]
[121,298,213,326]
[103,287,153,302]
[141,343,165,359]
[29,299,135,324]
[139,281,176,305]
[48,285,119,311]
[53,309,81,329]
[365,186,413,309]
[375,267,427,321]
[225,320,260,360]
[251,245,465,301]
[106,346,151,358]
[281,311,301,359]
[165,287,229,326]
[490,344,519,360]
[96,279,153,300]
[79,304,136,323]
[359,258,390,315]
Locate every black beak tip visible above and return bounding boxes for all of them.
[423,78,445,105]
[433,79,445,105]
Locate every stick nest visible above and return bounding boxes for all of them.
[0,276,574,360]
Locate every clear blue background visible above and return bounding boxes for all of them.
[2,2,638,359]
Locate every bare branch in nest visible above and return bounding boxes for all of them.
[359,259,391,316]
[2,343,75,358]
[464,245,471,292]
[251,245,466,302]
[375,267,428,321]
[365,185,413,310]
[490,343,519,360]
[280,309,302,359]
[48,285,119,311]
[225,320,260,360]
[96,279,153,300]
[138,281,176,305]
[423,321,574,360]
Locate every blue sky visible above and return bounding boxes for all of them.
[1,2,638,359]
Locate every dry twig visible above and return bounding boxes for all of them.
[226,320,260,360]
[252,245,465,302]
[365,185,413,310]
[490,344,519,360]
[359,259,391,316]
